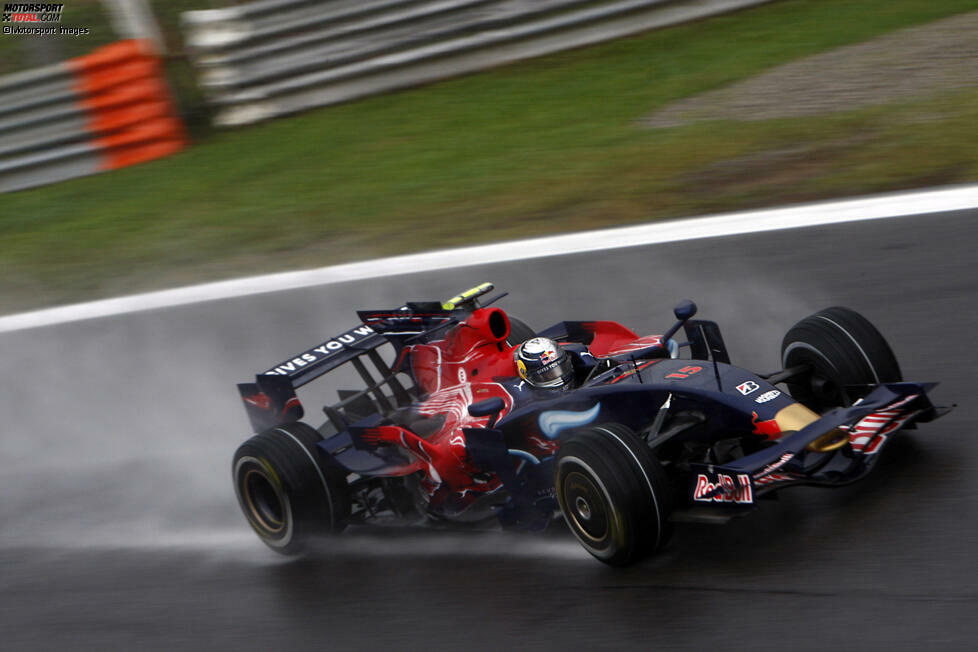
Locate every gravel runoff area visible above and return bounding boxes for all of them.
[643,10,978,128]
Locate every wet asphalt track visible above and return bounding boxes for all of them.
[1,208,976,650]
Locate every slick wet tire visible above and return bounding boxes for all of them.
[781,307,902,413]
[506,316,536,345]
[233,422,351,555]
[556,423,674,566]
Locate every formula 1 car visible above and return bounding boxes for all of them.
[232,283,948,565]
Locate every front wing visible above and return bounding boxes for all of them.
[687,382,946,506]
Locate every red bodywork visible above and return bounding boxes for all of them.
[581,321,661,358]
[371,307,522,511]
[368,308,665,514]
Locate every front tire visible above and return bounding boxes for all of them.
[781,307,902,412]
[555,423,674,566]
[233,422,351,555]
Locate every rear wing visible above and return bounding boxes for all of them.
[237,321,415,434]
[237,283,504,433]
[262,323,384,386]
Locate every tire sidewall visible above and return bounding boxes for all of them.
[232,423,349,555]
[556,450,629,562]
[555,424,672,566]
[781,307,902,411]
[506,316,536,346]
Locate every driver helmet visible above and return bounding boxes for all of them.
[514,337,574,389]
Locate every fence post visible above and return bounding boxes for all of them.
[100,0,167,54]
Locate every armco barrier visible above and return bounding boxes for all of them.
[182,0,776,127]
[0,40,186,194]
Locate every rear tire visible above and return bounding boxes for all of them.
[555,423,674,566]
[233,422,351,555]
[781,307,902,412]
[506,316,536,345]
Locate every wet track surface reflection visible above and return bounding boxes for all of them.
[1,210,976,650]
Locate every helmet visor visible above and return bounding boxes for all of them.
[525,356,573,388]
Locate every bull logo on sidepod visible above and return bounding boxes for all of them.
[538,403,601,439]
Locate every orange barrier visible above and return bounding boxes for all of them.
[69,39,186,173]
[88,101,170,133]
[82,78,170,112]
[1,40,187,193]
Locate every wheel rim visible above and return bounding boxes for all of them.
[810,375,845,407]
[563,470,610,543]
[575,496,592,520]
[243,468,285,533]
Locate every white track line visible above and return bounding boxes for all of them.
[2,184,976,333]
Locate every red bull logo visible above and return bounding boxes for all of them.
[692,472,754,504]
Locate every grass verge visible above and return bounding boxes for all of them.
[2,0,977,313]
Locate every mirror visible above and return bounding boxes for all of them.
[673,300,697,321]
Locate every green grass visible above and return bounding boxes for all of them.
[3,0,977,312]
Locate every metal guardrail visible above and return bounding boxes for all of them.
[0,40,187,194]
[182,0,775,127]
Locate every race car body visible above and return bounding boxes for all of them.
[232,283,948,565]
